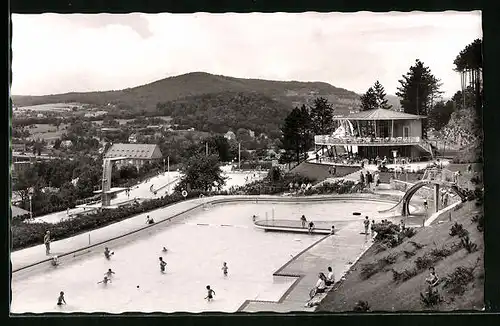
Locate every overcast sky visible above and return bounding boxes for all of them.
[11,11,481,98]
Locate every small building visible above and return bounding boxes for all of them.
[314,108,433,160]
[104,143,163,170]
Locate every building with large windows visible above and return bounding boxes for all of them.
[104,143,163,170]
[314,108,433,160]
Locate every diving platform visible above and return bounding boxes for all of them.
[253,219,334,235]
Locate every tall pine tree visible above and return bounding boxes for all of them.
[373,80,392,110]
[360,87,378,111]
[309,97,335,135]
[280,105,312,164]
[396,59,442,139]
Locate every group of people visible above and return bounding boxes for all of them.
[300,215,335,235]
[56,244,226,306]
[359,170,379,189]
[311,267,336,298]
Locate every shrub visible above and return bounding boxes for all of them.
[471,214,484,232]
[403,250,416,258]
[360,262,379,280]
[430,246,453,259]
[409,241,424,249]
[402,227,417,238]
[360,254,399,280]
[420,286,443,308]
[415,255,435,270]
[443,266,475,295]
[353,300,370,312]
[449,222,467,237]
[381,253,399,265]
[392,267,418,282]
[460,235,478,253]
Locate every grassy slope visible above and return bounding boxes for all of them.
[12,72,360,110]
[318,200,484,312]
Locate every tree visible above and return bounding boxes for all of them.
[453,39,483,134]
[309,97,335,135]
[360,87,378,111]
[396,59,442,138]
[280,105,312,164]
[372,81,392,110]
[175,154,227,192]
[205,135,232,162]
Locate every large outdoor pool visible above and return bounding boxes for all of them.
[11,200,397,313]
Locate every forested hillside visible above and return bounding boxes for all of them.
[157,91,291,136]
[12,72,361,112]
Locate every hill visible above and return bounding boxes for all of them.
[12,72,362,112]
[157,91,292,136]
[318,199,484,312]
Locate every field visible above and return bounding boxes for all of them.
[27,123,69,141]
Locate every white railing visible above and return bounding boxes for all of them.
[314,135,423,145]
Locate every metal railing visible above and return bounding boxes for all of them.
[314,135,423,145]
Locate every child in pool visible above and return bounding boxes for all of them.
[97,276,112,285]
[205,285,216,301]
[104,247,114,259]
[51,256,60,267]
[57,291,66,306]
[222,262,228,276]
[105,269,115,278]
[159,257,167,273]
[162,247,168,253]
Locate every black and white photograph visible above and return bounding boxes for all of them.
[9,11,484,313]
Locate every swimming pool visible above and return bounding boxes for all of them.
[11,200,397,313]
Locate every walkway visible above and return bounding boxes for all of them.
[11,194,389,272]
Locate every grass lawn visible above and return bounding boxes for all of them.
[317,200,484,312]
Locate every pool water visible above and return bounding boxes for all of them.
[11,200,395,313]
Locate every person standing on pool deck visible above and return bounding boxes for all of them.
[44,230,52,255]
[222,262,228,276]
[205,285,216,301]
[371,220,376,237]
[364,216,370,235]
[301,215,307,228]
[159,257,167,273]
[308,221,315,234]
[57,291,66,306]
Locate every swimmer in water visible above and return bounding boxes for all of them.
[162,247,168,253]
[57,291,66,306]
[205,285,216,302]
[105,269,115,278]
[104,247,114,259]
[159,257,167,273]
[97,276,112,285]
[222,262,228,276]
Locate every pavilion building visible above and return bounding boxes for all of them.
[314,108,433,160]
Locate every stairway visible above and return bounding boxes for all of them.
[416,141,434,157]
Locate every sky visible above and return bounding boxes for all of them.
[11,11,482,98]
